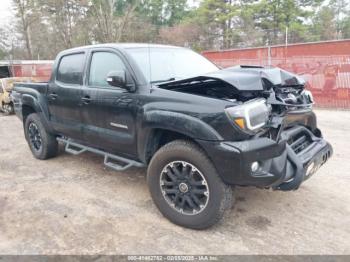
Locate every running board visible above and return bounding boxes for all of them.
[57,137,145,171]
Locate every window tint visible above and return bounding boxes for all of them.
[57,53,85,85]
[89,52,126,87]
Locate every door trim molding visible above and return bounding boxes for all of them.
[110,122,128,130]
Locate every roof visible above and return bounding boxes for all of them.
[63,43,182,53]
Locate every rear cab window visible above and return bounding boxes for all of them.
[56,53,85,85]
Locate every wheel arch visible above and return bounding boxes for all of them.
[138,110,223,164]
[142,128,205,164]
[21,96,54,134]
[22,104,37,123]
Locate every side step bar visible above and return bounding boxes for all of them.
[57,137,145,172]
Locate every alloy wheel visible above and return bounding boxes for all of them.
[3,104,13,114]
[28,122,42,151]
[160,161,209,215]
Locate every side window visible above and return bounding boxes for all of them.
[56,53,85,85]
[89,52,126,87]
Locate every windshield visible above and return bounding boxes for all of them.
[127,47,218,84]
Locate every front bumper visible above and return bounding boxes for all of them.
[197,125,333,191]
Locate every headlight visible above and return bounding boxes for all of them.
[225,98,271,133]
[302,90,314,104]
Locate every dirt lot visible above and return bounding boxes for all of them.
[0,110,349,255]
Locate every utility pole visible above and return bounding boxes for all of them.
[285,26,288,65]
[266,38,271,67]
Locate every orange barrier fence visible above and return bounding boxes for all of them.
[12,63,53,82]
[203,40,350,109]
[0,60,53,82]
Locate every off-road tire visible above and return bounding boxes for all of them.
[24,113,58,160]
[147,140,233,229]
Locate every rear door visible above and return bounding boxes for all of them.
[47,52,86,139]
[79,49,138,157]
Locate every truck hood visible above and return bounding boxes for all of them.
[158,66,306,91]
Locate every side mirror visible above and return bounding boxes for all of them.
[106,70,127,89]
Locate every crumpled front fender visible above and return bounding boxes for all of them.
[142,110,223,141]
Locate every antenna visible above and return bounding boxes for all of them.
[148,43,153,86]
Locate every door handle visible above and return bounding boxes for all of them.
[81,95,91,104]
[49,93,58,100]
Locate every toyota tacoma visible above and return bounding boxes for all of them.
[11,44,332,229]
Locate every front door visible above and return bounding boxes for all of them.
[80,49,138,157]
[47,52,86,140]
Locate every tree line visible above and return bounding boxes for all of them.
[0,0,349,60]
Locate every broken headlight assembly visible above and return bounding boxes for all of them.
[225,98,271,133]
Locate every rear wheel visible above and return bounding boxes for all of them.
[147,140,233,229]
[24,113,58,160]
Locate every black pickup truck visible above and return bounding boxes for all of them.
[12,44,332,229]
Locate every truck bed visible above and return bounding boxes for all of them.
[14,82,49,94]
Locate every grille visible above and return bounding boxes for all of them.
[288,133,312,154]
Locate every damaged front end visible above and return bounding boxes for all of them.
[223,66,332,190]
[205,123,333,191]
[159,66,333,190]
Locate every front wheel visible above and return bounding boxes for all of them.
[147,140,233,229]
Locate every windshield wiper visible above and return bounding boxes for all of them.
[150,78,176,84]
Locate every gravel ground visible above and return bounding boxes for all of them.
[0,109,349,255]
